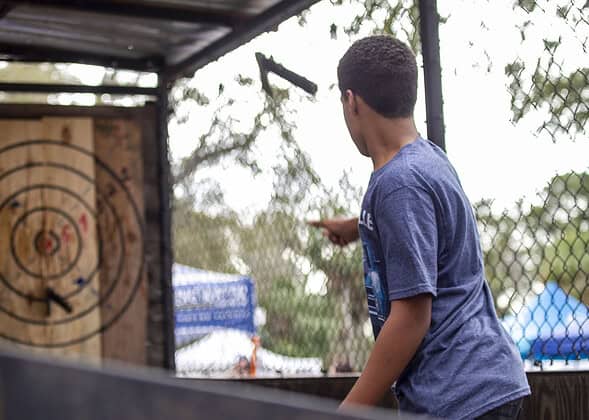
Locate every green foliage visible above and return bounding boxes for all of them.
[258,276,336,359]
[171,77,313,187]
[536,173,589,302]
[329,0,421,51]
[506,57,589,136]
[505,0,589,139]
[475,171,589,314]
[515,0,537,13]
[234,209,336,361]
[171,0,589,368]
[303,175,372,369]
[172,183,370,368]
[172,196,239,274]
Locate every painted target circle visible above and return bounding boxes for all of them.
[33,229,61,257]
[11,206,83,280]
[0,184,108,304]
[0,140,144,348]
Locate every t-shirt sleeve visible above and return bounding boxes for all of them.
[377,186,438,301]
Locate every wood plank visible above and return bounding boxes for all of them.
[228,372,589,419]
[0,117,101,360]
[0,105,160,368]
[94,118,147,365]
[522,371,589,420]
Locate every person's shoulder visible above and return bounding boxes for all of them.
[372,138,448,193]
[375,155,422,194]
[403,139,454,186]
[406,138,447,170]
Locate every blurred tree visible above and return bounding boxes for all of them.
[0,61,148,105]
[535,172,589,304]
[475,171,589,316]
[304,174,372,369]
[505,1,589,138]
[236,209,335,361]
[168,0,431,367]
[172,194,239,274]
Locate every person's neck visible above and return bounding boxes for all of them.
[365,116,419,171]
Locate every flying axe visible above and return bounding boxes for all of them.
[255,52,318,97]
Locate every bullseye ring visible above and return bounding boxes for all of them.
[0,139,144,348]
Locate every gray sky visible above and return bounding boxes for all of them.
[26,0,586,214]
[168,0,589,215]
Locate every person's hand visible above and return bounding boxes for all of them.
[307,218,359,247]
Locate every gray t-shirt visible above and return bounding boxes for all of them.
[359,137,530,419]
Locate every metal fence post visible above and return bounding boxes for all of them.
[157,75,176,371]
[418,0,446,151]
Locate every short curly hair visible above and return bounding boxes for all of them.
[337,36,418,118]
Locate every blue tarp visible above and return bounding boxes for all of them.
[173,264,256,346]
[502,281,589,360]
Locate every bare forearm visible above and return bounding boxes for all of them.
[307,217,359,246]
[344,217,360,241]
[342,295,431,408]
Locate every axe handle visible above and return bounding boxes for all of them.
[256,53,317,95]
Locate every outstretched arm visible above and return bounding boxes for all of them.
[307,217,360,246]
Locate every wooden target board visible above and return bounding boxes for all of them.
[0,117,145,360]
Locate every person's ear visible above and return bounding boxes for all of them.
[344,89,359,115]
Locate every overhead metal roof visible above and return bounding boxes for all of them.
[0,0,319,80]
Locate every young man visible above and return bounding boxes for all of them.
[309,36,530,419]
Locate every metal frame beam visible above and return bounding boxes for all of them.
[0,4,12,18]
[0,82,157,96]
[0,1,321,77]
[156,74,175,371]
[0,42,162,72]
[4,0,249,26]
[164,0,321,80]
[418,0,446,151]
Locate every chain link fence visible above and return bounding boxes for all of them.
[173,179,374,377]
[173,0,589,377]
[506,1,588,141]
[473,0,589,367]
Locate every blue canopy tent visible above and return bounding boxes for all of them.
[173,264,256,347]
[502,281,589,360]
